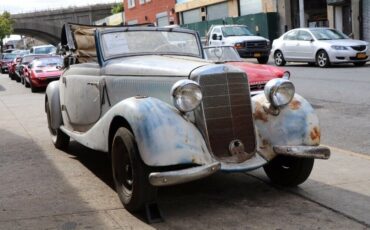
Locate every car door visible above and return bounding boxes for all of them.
[296,30,316,61]
[282,30,300,60]
[61,71,102,127]
[209,27,223,46]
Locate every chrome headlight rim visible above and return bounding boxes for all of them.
[264,78,295,108]
[171,79,202,113]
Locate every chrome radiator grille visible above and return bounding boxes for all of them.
[198,73,256,158]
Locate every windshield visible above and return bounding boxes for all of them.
[222,26,253,37]
[32,57,63,68]
[2,53,17,60]
[21,55,46,64]
[33,46,55,54]
[204,46,241,62]
[101,30,201,59]
[310,28,349,40]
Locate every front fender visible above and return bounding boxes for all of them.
[61,97,213,167]
[45,81,62,129]
[252,93,321,160]
[113,97,213,166]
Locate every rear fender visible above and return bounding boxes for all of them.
[45,81,62,129]
[252,93,321,160]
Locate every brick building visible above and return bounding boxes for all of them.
[124,0,178,26]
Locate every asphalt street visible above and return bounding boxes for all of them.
[0,67,370,229]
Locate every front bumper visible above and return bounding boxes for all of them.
[274,145,330,159]
[31,76,60,87]
[237,47,270,58]
[149,162,221,186]
[328,49,370,63]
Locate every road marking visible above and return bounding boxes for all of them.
[324,145,370,161]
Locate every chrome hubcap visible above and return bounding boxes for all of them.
[275,53,282,65]
[318,53,327,66]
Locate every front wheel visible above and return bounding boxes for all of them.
[257,56,269,64]
[263,155,314,186]
[112,127,157,212]
[316,50,330,68]
[274,51,286,66]
[46,100,69,149]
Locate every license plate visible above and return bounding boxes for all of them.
[254,53,261,57]
[356,53,367,59]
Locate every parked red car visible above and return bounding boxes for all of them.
[24,56,63,92]
[0,53,17,73]
[7,56,22,79]
[204,46,290,95]
[14,54,47,83]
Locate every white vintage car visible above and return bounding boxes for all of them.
[46,23,330,215]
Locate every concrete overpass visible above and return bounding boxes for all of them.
[11,3,115,45]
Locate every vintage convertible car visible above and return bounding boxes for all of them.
[46,23,330,216]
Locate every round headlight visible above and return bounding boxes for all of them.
[264,78,295,108]
[171,80,202,112]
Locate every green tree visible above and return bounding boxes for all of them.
[0,11,14,53]
[111,3,124,14]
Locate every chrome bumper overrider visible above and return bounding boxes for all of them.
[273,145,330,159]
[149,162,221,186]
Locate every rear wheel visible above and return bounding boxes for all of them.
[46,99,69,149]
[316,50,330,68]
[24,79,30,88]
[263,155,314,186]
[30,81,38,92]
[353,61,366,67]
[257,56,269,64]
[274,51,286,66]
[112,127,157,212]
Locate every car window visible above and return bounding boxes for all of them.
[213,28,221,34]
[3,53,17,60]
[32,57,63,68]
[310,28,348,40]
[297,31,313,41]
[222,26,253,37]
[284,30,299,40]
[34,46,55,54]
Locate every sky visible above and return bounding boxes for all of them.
[0,0,120,14]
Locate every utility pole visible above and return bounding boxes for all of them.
[299,0,305,27]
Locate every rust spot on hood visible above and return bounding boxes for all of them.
[289,100,301,110]
[310,127,320,141]
[254,102,268,122]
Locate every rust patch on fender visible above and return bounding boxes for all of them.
[310,127,320,141]
[254,102,268,122]
[289,100,301,110]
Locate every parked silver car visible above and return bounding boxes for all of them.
[46,23,330,217]
[272,27,370,67]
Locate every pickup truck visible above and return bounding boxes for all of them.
[206,24,271,64]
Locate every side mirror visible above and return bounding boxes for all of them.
[28,64,32,69]
[212,34,218,40]
[218,35,222,40]
[310,38,314,42]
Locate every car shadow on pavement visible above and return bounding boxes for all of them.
[65,141,114,190]
[0,85,5,91]
[59,140,370,229]
[0,129,122,229]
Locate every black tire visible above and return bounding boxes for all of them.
[263,155,314,186]
[274,50,286,66]
[46,99,69,149]
[24,79,30,88]
[30,81,38,92]
[257,56,269,64]
[20,76,24,85]
[15,75,21,82]
[353,61,366,67]
[316,50,330,68]
[1,69,4,74]
[112,127,157,212]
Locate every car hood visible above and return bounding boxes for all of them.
[319,39,368,46]
[226,61,284,84]
[224,36,269,44]
[103,55,211,77]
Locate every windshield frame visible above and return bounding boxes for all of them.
[96,27,204,65]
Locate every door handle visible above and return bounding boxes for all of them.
[87,81,100,86]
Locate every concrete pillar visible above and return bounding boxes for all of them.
[227,0,239,17]
[299,0,305,27]
[277,0,292,34]
[352,0,360,39]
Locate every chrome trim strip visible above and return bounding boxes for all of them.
[149,162,221,186]
[273,145,331,159]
